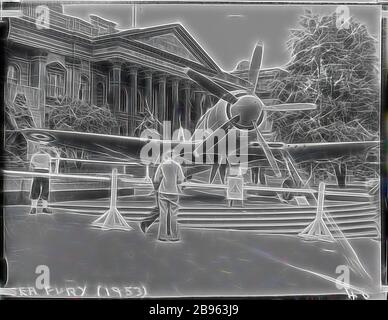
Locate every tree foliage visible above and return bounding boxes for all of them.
[3,96,35,168]
[47,97,117,134]
[269,10,379,144]
[268,10,379,181]
[47,97,117,164]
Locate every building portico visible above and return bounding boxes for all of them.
[5,3,282,137]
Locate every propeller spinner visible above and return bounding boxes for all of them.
[186,68,265,130]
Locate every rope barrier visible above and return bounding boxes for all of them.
[51,157,142,166]
[2,169,111,181]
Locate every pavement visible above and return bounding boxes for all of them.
[3,205,382,298]
[49,192,380,238]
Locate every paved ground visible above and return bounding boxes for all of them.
[4,205,382,298]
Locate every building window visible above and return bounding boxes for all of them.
[46,63,66,98]
[78,75,89,101]
[96,82,105,106]
[120,88,127,112]
[7,65,20,84]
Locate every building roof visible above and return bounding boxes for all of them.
[99,23,222,74]
[8,7,251,89]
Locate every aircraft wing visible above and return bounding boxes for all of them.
[21,128,230,166]
[21,128,192,163]
[22,129,379,165]
[285,141,379,162]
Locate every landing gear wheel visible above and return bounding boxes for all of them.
[333,162,347,189]
[280,178,295,202]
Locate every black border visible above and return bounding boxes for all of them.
[381,3,387,290]
[0,18,9,290]
[0,0,386,301]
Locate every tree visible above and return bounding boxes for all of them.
[48,97,117,134]
[3,95,36,168]
[269,10,379,181]
[133,100,162,137]
[47,97,117,166]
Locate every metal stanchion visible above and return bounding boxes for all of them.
[144,164,152,183]
[298,182,335,242]
[92,168,133,231]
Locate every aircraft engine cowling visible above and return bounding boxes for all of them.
[194,91,266,135]
[229,94,265,130]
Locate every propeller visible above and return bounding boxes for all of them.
[248,42,263,94]
[185,42,317,131]
[185,68,238,104]
[253,121,281,178]
[193,114,240,155]
[185,41,317,177]
[264,103,317,112]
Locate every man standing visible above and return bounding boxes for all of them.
[29,143,52,215]
[141,151,185,242]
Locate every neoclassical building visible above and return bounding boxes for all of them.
[5,4,285,136]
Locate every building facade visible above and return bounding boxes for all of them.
[5,4,284,136]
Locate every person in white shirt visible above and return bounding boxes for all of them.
[141,151,185,242]
[29,143,52,215]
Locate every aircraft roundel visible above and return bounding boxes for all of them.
[25,131,56,143]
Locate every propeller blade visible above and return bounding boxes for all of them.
[248,42,263,94]
[209,163,220,184]
[264,103,317,112]
[253,121,281,178]
[185,68,238,104]
[193,114,240,155]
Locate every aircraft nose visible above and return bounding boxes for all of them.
[230,95,263,129]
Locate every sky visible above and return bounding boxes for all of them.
[64,4,380,72]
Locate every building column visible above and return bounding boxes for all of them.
[144,70,153,111]
[30,54,47,128]
[182,80,192,130]
[204,94,214,114]
[129,66,138,135]
[109,61,122,135]
[193,90,205,124]
[66,58,82,101]
[74,65,83,101]
[63,62,72,99]
[110,61,122,114]
[64,57,80,100]
[30,55,46,90]
[91,72,98,106]
[88,62,93,104]
[171,77,180,130]
[157,74,166,134]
